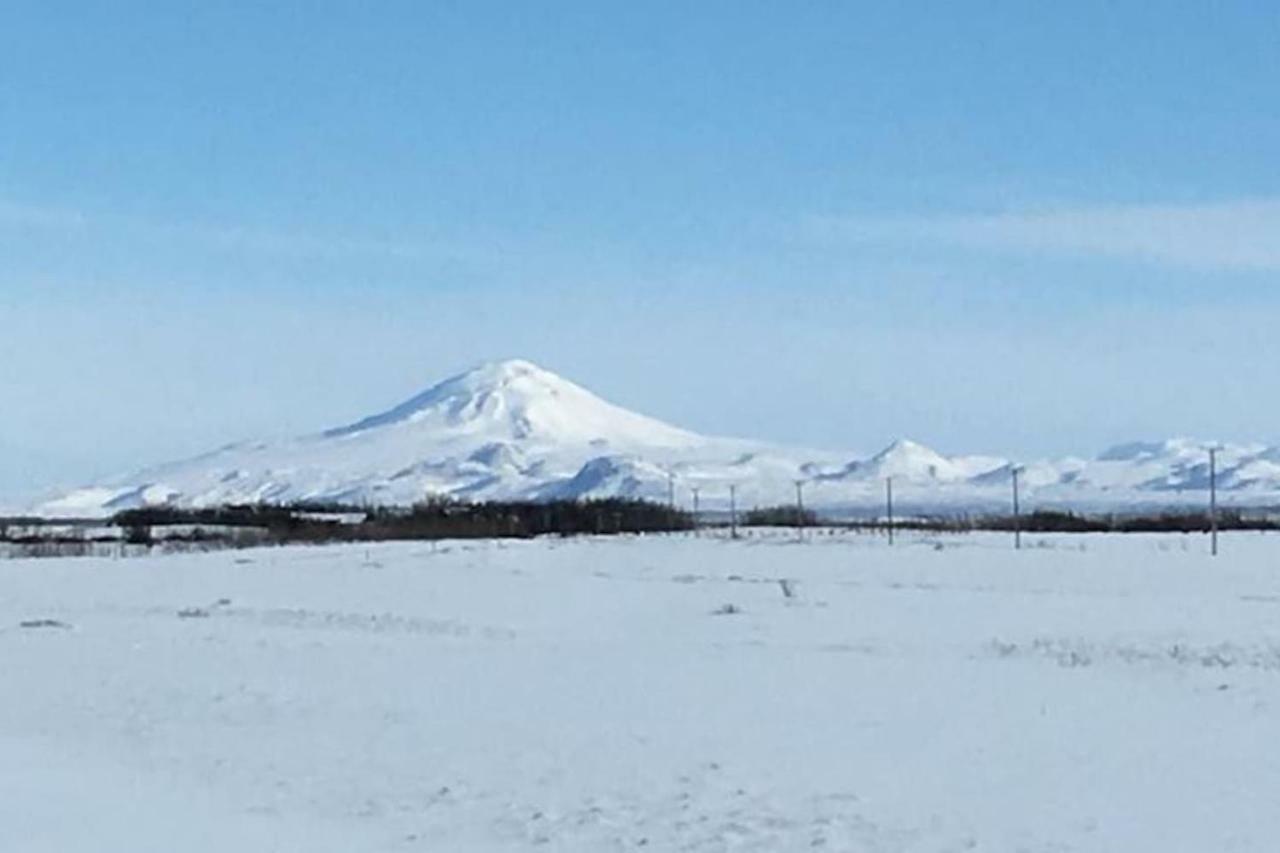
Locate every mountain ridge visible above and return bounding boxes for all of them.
[33,359,1279,516]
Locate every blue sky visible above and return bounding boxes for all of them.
[3,2,1279,500]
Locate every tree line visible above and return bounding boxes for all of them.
[732,506,1279,533]
[110,497,695,546]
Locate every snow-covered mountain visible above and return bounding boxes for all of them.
[34,359,1280,516]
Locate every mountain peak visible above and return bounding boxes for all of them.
[452,358,560,386]
[860,438,961,481]
[325,358,700,449]
[1097,438,1211,462]
[874,438,935,458]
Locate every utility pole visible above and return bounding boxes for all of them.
[667,471,675,510]
[729,484,739,539]
[795,480,806,541]
[1012,466,1022,551]
[885,476,895,546]
[691,487,700,536]
[1209,446,1218,557]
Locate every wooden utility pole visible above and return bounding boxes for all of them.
[691,487,700,536]
[795,480,806,541]
[1209,447,1218,557]
[886,476,895,546]
[729,484,739,539]
[1012,466,1022,551]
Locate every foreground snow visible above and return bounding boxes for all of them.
[4,531,1279,851]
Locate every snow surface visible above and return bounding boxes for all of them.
[4,531,1280,851]
[34,359,1280,515]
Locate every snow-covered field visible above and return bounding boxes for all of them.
[4,530,1279,851]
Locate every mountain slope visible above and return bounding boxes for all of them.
[39,360,777,515]
[33,360,1280,516]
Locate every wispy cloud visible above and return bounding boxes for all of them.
[812,200,1280,271]
[0,198,440,262]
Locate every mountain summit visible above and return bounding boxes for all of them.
[325,359,699,449]
[33,360,1280,516]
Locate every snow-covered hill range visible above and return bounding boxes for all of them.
[35,359,1280,517]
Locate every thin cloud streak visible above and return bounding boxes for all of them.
[814,200,1280,271]
[0,198,442,263]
